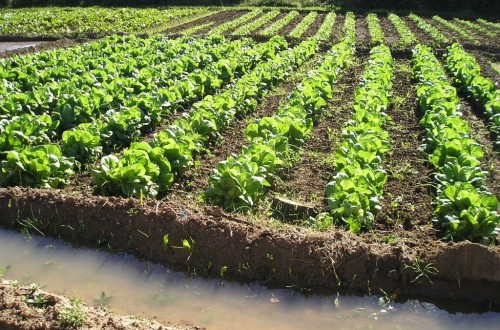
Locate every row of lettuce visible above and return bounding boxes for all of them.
[0,7,205,37]
[0,31,498,242]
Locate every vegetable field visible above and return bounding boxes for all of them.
[1,6,500,308]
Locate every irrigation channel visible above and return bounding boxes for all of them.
[1,229,499,329]
[0,42,43,52]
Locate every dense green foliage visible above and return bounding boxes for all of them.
[92,36,319,198]
[324,45,394,233]
[444,43,500,148]
[206,40,353,210]
[412,45,499,242]
[0,7,203,37]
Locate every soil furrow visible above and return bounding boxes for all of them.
[332,14,345,42]
[375,59,435,237]
[165,53,325,200]
[302,13,326,39]
[355,16,370,45]
[268,56,364,210]
[379,16,400,46]
[165,10,244,35]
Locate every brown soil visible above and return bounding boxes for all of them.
[301,13,326,39]
[0,38,77,59]
[278,12,305,36]
[355,16,370,46]
[0,281,199,330]
[402,16,433,45]
[379,16,400,46]
[165,10,245,35]
[269,56,364,210]
[375,59,435,234]
[1,187,499,309]
[332,15,345,43]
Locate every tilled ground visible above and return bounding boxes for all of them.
[1,13,500,326]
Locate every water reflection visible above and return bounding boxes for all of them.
[0,229,498,330]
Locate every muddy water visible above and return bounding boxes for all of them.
[1,229,499,330]
[0,42,41,52]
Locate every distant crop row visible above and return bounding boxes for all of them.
[0,7,205,37]
[2,7,498,46]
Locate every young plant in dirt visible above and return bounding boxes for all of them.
[366,13,385,45]
[313,12,336,41]
[58,298,86,327]
[233,10,281,35]
[209,10,262,35]
[408,14,449,44]
[388,13,417,47]
[289,12,318,38]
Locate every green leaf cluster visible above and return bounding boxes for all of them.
[0,145,74,188]
[445,43,500,148]
[325,45,394,233]
[206,40,354,210]
[413,45,500,242]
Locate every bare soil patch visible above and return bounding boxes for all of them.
[375,60,435,236]
[355,16,370,45]
[379,16,400,46]
[332,14,345,42]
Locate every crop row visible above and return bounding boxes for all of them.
[444,44,500,148]
[289,12,318,38]
[366,13,385,45]
[92,37,317,198]
[0,7,203,37]
[323,45,394,233]
[432,16,475,43]
[408,14,449,44]
[233,10,280,35]
[0,35,249,152]
[0,36,287,189]
[388,13,417,47]
[412,45,499,242]
[208,10,262,35]
[261,11,300,37]
[205,40,354,209]
[1,35,204,95]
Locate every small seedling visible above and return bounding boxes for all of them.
[25,283,47,307]
[405,258,439,284]
[58,298,86,327]
[162,234,169,248]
